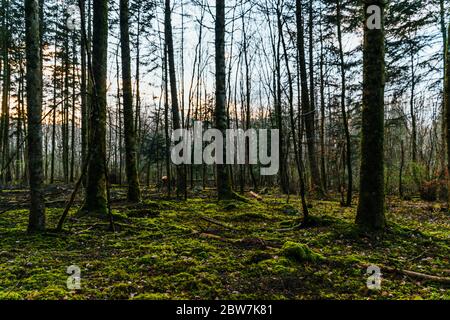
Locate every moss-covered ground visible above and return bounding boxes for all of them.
[0,187,449,300]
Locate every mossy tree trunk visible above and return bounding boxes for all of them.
[25,0,45,232]
[215,0,234,200]
[83,0,108,216]
[165,0,186,199]
[120,0,141,202]
[356,0,386,230]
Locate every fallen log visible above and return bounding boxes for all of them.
[249,191,263,201]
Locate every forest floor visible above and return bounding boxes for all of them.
[0,186,449,300]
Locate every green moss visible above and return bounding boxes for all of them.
[26,285,68,300]
[138,254,158,264]
[281,205,299,216]
[132,293,171,300]
[280,241,325,263]
[231,211,268,221]
[258,257,297,275]
[0,192,448,300]
[111,210,128,220]
[0,291,24,300]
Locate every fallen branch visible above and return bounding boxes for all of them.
[358,262,450,285]
[383,266,450,285]
[199,232,228,242]
[200,216,235,231]
[73,223,105,235]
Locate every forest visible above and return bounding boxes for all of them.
[0,0,449,301]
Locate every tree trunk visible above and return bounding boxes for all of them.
[296,0,323,197]
[134,6,141,171]
[70,32,76,183]
[215,0,234,200]
[50,24,57,184]
[275,4,288,194]
[79,0,88,187]
[445,24,450,208]
[438,0,447,180]
[399,140,404,198]
[356,0,386,230]
[25,0,45,232]
[336,0,352,206]
[16,62,24,182]
[83,0,108,216]
[242,15,257,192]
[280,13,309,219]
[62,31,70,183]
[1,0,11,184]
[410,51,417,163]
[120,0,141,202]
[319,4,327,191]
[163,41,171,197]
[165,0,186,199]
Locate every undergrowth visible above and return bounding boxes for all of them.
[0,188,448,300]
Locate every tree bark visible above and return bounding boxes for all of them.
[242,13,257,191]
[163,41,171,197]
[336,0,352,206]
[445,24,450,208]
[280,13,309,219]
[356,0,386,230]
[120,0,141,202]
[83,0,108,216]
[62,31,70,183]
[70,32,76,183]
[215,0,234,200]
[135,6,141,171]
[79,0,88,187]
[410,50,417,163]
[318,4,327,191]
[399,140,404,198]
[296,0,324,197]
[50,21,57,184]
[165,0,186,199]
[1,0,11,183]
[274,3,288,194]
[25,0,45,232]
